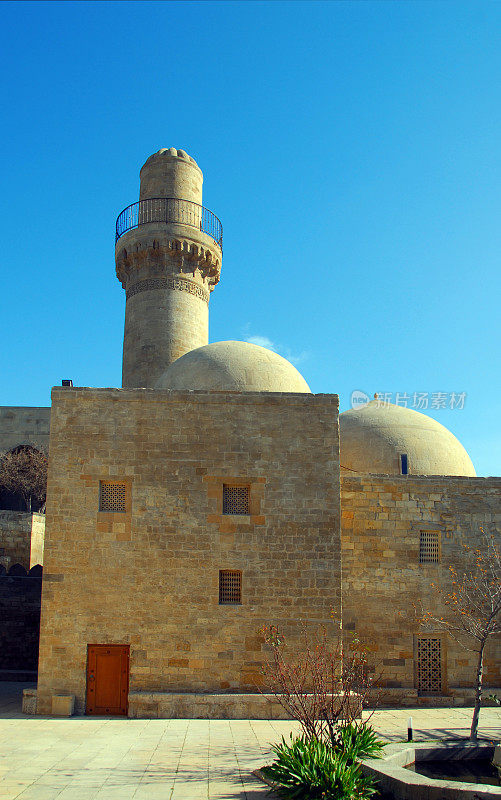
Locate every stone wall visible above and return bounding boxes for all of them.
[0,571,42,679]
[30,513,45,567]
[341,475,501,705]
[0,511,45,570]
[0,406,50,455]
[37,387,341,715]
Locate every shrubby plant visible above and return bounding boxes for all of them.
[259,623,385,798]
[331,722,385,762]
[260,621,381,745]
[0,445,48,512]
[261,726,382,800]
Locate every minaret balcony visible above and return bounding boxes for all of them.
[115,198,223,250]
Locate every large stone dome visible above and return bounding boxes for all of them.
[340,399,476,476]
[155,341,311,393]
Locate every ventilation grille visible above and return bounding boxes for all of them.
[419,531,440,563]
[417,637,442,693]
[222,485,250,515]
[99,481,126,512]
[219,570,242,604]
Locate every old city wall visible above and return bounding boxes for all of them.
[0,407,50,455]
[341,475,501,705]
[37,387,341,715]
[0,512,45,570]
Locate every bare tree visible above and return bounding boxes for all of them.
[0,445,48,513]
[421,530,501,741]
[260,621,381,744]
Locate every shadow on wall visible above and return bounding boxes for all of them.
[0,564,42,577]
[0,565,43,680]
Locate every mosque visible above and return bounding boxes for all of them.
[0,148,499,717]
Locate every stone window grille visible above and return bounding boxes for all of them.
[222,485,250,515]
[417,637,442,693]
[219,570,242,604]
[419,531,440,564]
[99,481,127,513]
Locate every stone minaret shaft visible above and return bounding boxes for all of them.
[115,148,222,388]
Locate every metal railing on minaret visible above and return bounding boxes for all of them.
[115,197,223,249]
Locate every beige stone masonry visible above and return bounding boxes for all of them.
[341,474,501,704]
[37,387,341,715]
[0,406,50,456]
[0,511,45,570]
[128,691,361,720]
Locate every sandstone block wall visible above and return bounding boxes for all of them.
[0,512,45,570]
[37,388,341,714]
[341,475,501,703]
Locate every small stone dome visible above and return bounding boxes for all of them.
[155,341,311,393]
[141,147,200,169]
[340,399,476,476]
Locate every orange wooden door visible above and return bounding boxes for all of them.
[86,644,129,715]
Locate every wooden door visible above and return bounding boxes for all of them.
[86,644,129,715]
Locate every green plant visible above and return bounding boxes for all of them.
[261,736,376,800]
[331,722,385,762]
[260,622,383,744]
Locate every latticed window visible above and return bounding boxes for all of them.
[222,485,250,515]
[99,481,127,512]
[219,570,242,604]
[419,531,440,564]
[417,637,442,693]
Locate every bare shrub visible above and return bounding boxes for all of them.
[0,445,48,513]
[420,529,501,740]
[260,621,382,744]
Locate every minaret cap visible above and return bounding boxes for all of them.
[139,147,203,203]
[140,147,202,173]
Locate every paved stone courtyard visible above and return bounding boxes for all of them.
[0,683,500,800]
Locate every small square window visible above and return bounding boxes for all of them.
[400,454,408,474]
[99,481,126,512]
[222,485,250,515]
[219,570,242,604]
[419,531,440,564]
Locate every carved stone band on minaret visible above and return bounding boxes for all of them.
[126,277,210,304]
[115,237,221,290]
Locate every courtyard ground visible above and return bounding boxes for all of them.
[0,683,500,800]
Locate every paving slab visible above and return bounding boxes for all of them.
[0,683,499,799]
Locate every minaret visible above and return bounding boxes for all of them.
[115,148,222,388]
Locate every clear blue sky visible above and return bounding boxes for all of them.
[1,1,500,475]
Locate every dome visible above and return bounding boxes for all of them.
[340,399,476,476]
[155,341,311,393]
